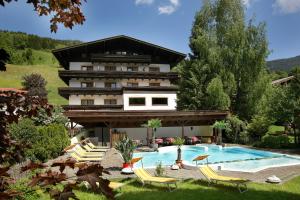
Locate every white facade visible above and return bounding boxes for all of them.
[68,62,177,111]
[69,62,170,72]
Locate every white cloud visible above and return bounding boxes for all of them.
[273,0,300,14]
[135,0,154,5]
[158,0,180,15]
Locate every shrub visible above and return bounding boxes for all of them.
[238,131,250,144]
[247,115,273,140]
[10,120,70,162]
[27,124,70,161]
[258,134,290,149]
[8,118,38,146]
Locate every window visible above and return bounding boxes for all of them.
[104,99,117,105]
[105,66,116,71]
[149,82,160,87]
[127,66,138,72]
[152,98,168,106]
[127,82,138,87]
[81,66,93,71]
[105,82,117,88]
[81,99,94,105]
[129,97,145,106]
[81,82,94,88]
[149,67,160,72]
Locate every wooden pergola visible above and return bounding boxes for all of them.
[65,110,229,147]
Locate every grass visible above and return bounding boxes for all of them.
[0,64,67,105]
[37,176,300,200]
[268,125,285,134]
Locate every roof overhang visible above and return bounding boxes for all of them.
[65,110,229,128]
[52,35,186,69]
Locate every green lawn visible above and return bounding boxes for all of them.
[0,64,67,105]
[38,176,300,200]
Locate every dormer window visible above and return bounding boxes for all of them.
[81,66,93,71]
[149,67,160,72]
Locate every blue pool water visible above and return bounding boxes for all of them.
[133,145,300,172]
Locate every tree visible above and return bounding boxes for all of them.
[0,48,10,71]
[0,0,86,32]
[22,73,48,99]
[177,0,269,120]
[143,119,162,149]
[206,77,230,110]
[212,120,230,144]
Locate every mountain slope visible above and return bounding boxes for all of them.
[267,55,300,71]
[0,64,67,105]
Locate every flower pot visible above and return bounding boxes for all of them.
[122,163,133,169]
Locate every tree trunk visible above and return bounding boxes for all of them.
[177,147,181,161]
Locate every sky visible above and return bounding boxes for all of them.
[1,0,300,60]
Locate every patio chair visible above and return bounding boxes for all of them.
[73,145,106,158]
[84,139,109,150]
[132,157,178,192]
[69,152,103,162]
[199,165,250,193]
[82,144,108,152]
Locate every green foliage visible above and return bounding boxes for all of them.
[115,136,137,163]
[32,106,69,126]
[267,55,300,72]
[26,124,70,162]
[143,119,162,141]
[155,161,165,177]
[8,118,38,146]
[257,134,290,149]
[9,177,42,200]
[173,137,185,147]
[268,125,285,135]
[206,77,230,110]
[0,64,67,105]
[213,120,231,132]
[0,30,81,65]
[22,73,48,98]
[247,115,273,140]
[9,120,69,162]
[177,0,269,120]
[224,115,246,143]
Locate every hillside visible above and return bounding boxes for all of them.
[0,30,81,65]
[267,55,300,72]
[0,64,67,105]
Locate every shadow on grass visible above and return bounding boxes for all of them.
[116,179,300,200]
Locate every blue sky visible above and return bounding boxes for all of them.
[1,0,300,60]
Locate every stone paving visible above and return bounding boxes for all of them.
[100,148,300,183]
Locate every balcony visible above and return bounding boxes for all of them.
[58,86,178,99]
[90,53,152,63]
[62,105,123,111]
[58,87,123,98]
[58,70,179,84]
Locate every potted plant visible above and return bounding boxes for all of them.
[212,120,231,145]
[115,136,137,169]
[143,118,162,150]
[173,137,185,167]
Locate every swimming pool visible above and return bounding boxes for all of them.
[133,145,300,172]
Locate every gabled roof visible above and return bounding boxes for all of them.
[52,35,186,69]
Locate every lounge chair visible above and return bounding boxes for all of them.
[69,152,103,162]
[82,144,108,152]
[73,145,105,158]
[85,140,109,150]
[199,165,250,193]
[133,168,178,191]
